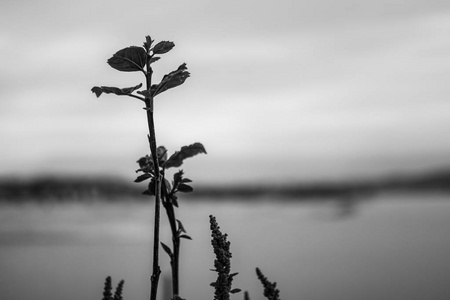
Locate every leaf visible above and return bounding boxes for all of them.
[149,56,160,64]
[173,170,184,186]
[152,41,175,54]
[176,219,186,233]
[143,36,153,52]
[163,178,171,194]
[170,194,179,207]
[230,289,242,294]
[136,155,154,174]
[147,179,156,196]
[134,173,152,183]
[92,83,143,98]
[107,46,147,72]
[137,89,152,100]
[160,242,173,257]
[152,63,190,97]
[91,86,103,97]
[157,146,168,165]
[182,178,192,183]
[179,234,192,240]
[164,143,207,169]
[137,155,151,169]
[177,183,193,193]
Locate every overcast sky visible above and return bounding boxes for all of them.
[1,0,450,184]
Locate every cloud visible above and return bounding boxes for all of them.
[1,0,450,182]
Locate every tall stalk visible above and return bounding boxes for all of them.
[92,35,205,300]
[93,33,283,300]
[144,58,162,300]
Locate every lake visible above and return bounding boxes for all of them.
[1,191,450,300]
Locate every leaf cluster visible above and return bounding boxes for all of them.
[102,276,124,300]
[135,144,206,264]
[135,143,206,202]
[91,36,189,102]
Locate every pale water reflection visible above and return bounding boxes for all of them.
[1,193,450,300]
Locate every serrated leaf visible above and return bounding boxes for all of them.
[177,183,193,193]
[176,219,186,233]
[91,83,143,98]
[164,143,207,169]
[160,242,173,257]
[152,41,175,54]
[134,173,152,183]
[179,234,192,240]
[107,46,147,72]
[230,289,242,294]
[152,63,190,97]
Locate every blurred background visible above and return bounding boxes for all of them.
[1,0,450,299]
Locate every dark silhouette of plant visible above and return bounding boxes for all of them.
[256,268,281,300]
[92,35,205,300]
[92,34,282,300]
[102,276,125,300]
[102,276,113,300]
[136,150,204,297]
[243,291,250,300]
[209,215,241,300]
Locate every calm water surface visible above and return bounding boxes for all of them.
[1,192,450,300]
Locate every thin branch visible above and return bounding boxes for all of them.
[126,93,145,102]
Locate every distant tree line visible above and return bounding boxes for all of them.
[1,169,450,202]
[0,177,139,202]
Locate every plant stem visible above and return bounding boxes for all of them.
[145,63,162,300]
[161,176,181,297]
[163,199,180,296]
[172,235,180,296]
